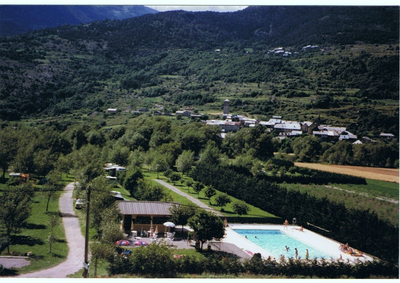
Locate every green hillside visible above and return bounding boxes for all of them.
[0,6,398,139]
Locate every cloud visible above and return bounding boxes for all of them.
[146,6,247,12]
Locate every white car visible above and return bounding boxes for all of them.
[75,199,86,209]
[111,191,127,201]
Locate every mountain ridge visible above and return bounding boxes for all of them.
[0,6,398,139]
[0,5,158,37]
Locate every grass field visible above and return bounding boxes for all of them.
[284,178,399,226]
[0,173,74,274]
[295,162,399,183]
[143,171,277,219]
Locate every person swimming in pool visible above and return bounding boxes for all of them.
[285,245,290,251]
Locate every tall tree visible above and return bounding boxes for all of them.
[187,210,225,250]
[124,168,143,196]
[0,187,32,253]
[0,127,18,181]
[175,150,194,175]
[168,203,197,232]
[48,214,60,254]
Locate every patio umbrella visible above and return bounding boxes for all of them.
[134,240,148,246]
[163,222,175,228]
[163,222,175,232]
[115,240,131,246]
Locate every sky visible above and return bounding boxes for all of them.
[4,0,399,7]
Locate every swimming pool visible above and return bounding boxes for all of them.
[234,229,334,260]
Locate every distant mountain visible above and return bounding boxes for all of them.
[0,5,158,37]
[0,5,398,135]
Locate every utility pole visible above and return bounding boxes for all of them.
[83,186,91,278]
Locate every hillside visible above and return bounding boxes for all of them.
[0,5,158,37]
[0,6,398,138]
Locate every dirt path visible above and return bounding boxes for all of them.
[295,163,399,183]
[17,182,85,278]
[154,179,224,216]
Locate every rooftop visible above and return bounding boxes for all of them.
[118,201,180,216]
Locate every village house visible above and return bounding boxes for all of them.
[107,108,118,113]
[205,119,240,133]
[379,133,395,140]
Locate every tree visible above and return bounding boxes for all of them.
[175,150,194,175]
[168,204,197,232]
[215,193,231,209]
[89,177,121,239]
[187,210,225,250]
[199,141,221,165]
[204,186,216,203]
[232,201,250,216]
[185,179,193,192]
[0,187,32,253]
[136,180,167,201]
[193,181,204,197]
[48,214,60,253]
[124,168,143,196]
[110,145,130,167]
[90,242,115,277]
[170,172,181,185]
[42,170,62,212]
[0,127,18,181]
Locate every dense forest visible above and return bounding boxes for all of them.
[0,6,398,140]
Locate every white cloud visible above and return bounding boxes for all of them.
[146,6,247,12]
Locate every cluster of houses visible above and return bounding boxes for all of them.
[266,45,320,57]
[173,100,396,144]
[105,100,395,145]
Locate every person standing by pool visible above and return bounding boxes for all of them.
[283,219,289,230]
[295,248,298,259]
[306,249,309,260]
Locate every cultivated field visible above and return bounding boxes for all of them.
[294,163,399,183]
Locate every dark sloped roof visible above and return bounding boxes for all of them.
[118,201,180,216]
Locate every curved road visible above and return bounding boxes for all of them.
[154,179,223,216]
[18,182,85,278]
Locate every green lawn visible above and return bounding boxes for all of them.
[0,173,73,274]
[143,170,277,218]
[284,179,399,226]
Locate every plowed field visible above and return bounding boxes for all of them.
[294,163,399,183]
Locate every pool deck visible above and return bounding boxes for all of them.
[222,224,374,263]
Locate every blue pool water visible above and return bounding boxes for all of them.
[234,229,334,260]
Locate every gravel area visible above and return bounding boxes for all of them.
[0,257,30,269]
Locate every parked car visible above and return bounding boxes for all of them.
[111,191,127,201]
[75,199,86,209]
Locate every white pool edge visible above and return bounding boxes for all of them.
[222,224,374,263]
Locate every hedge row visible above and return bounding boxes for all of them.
[107,245,398,278]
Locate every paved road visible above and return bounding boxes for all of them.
[154,179,223,216]
[18,182,85,278]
